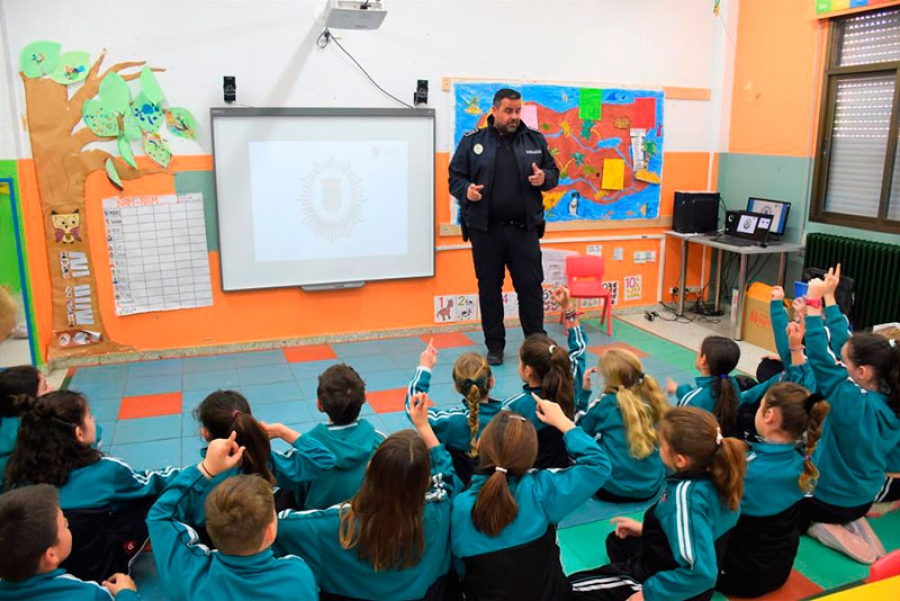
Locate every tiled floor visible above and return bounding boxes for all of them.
[30,316,900,599]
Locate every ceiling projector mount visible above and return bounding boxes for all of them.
[324,0,387,30]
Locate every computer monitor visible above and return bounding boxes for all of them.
[747,198,791,236]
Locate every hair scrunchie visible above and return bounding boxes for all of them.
[804,392,825,413]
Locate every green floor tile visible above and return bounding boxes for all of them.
[793,535,870,590]
[870,511,900,553]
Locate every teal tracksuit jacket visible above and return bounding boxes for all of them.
[146,465,319,600]
[0,568,141,600]
[273,444,458,600]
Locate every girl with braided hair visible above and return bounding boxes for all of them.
[717,383,830,597]
[577,348,669,503]
[406,343,503,485]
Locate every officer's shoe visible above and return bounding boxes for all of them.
[486,350,503,366]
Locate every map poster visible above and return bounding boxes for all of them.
[453,82,664,225]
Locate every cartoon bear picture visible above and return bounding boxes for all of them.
[52,209,81,244]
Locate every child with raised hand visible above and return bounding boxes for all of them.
[717,383,830,598]
[193,390,335,514]
[569,407,746,601]
[577,348,668,503]
[406,340,503,485]
[1,365,51,490]
[503,285,588,469]
[451,397,610,600]
[285,363,385,509]
[801,270,900,564]
[0,484,139,600]
[5,391,179,583]
[666,336,744,437]
[274,392,459,601]
[147,431,318,600]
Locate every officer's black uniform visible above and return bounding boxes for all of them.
[448,115,560,359]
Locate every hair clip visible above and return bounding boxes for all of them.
[507,414,527,422]
[715,427,723,446]
[804,393,824,413]
[548,344,557,355]
[231,409,242,418]
[890,338,898,349]
[495,466,508,474]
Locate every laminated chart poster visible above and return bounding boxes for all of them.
[102,193,213,316]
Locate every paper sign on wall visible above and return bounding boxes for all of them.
[601,158,625,191]
[434,294,479,323]
[624,275,642,301]
[502,292,519,318]
[542,287,561,314]
[602,280,619,305]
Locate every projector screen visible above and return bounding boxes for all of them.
[211,108,435,291]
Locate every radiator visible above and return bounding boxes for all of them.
[804,233,900,330]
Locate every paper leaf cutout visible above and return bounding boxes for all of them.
[99,72,131,114]
[123,110,142,141]
[144,134,172,168]
[118,135,137,169]
[50,51,91,85]
[139,66,165,105]
[20,41,61,78]
[131,93,163,133]
[82,99,120,137]
[164,107,198,140]
[105,157,123,190]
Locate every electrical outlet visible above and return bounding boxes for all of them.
[670,286,679,296]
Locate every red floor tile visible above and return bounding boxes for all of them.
[367,388,408,414]
[420,332,476,349]
[588,342,648,359]
[282,344,337,363]
[725,570,823,601]
[118,392,183,420]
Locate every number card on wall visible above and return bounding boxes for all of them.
[602,280,619,305]
[624,275,642,301]
[103,193,213,316]
[434,294,479,323]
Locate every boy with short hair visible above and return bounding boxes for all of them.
[0,484,138,600]
[147,432,318,600]
[266,363,384,509]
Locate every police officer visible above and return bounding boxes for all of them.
[449,88,560,365]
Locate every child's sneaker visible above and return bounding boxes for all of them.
[845,517,886,557]
[867,500,900,518]
[807,522,877,564]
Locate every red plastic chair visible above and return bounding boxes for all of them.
[869,549,900,582]
[561,254,613,336]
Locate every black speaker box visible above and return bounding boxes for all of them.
[673,191,720,233]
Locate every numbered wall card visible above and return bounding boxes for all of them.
[602,280,620,305]
[623,275,642,302]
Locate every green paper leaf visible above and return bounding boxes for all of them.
[579,88,602,121]
[140,66,164,105]
[82,99,120,137]
[131,93,163,133]
[144,134,172,168]
[99,72,131,114]
[118,135,137,169]
[20,41,61,78]
[105,157,123,190]
[123,110,142,141]
[50,51,91,85]
[164,107,198,140]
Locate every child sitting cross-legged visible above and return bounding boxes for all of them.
[0,483,139,600]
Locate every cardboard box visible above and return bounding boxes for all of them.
[741,282,791,353]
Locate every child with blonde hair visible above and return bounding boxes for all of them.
[577,348,668,502]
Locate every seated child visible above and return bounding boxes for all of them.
[802,269,900,564]
[146,432,318,599]
[0,483,139,600]
[407,342,503,485]
[717,383,830,598]
[451,401,610,600]
[577,348,668,503]
[274,393,459,601]
[870,325,900,517]
[569,407,746,601]
[5,391,179,583]
[289,363,384,509]
[504,286,588,469]
[193,389,335,514]
[1,365,50,490]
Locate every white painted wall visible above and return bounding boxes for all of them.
[0,0,725,158]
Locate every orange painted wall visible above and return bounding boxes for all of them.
[729,0,826,156]
[21,150,712,356]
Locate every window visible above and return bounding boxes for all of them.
[812,8,900,233]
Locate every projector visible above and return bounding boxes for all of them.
[324,0,387,30]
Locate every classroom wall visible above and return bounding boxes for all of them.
[1,0,733,359]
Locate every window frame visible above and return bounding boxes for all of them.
[810,10,900,234]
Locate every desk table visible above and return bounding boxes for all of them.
[665,231,804,340]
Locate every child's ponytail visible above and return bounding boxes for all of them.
[520,336,574,418]
[701,336,740,435]
[471,412,537,537]
[711,436,746,512]
[847,333,900,417]
[453,353,492,458]
[0,365,42,418]
[799,394,831,494]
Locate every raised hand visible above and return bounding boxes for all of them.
[203,431,245,477]
[408,392,439,448]
[102,573,138,597]
[787,320,805,349]
[823,264,841,298]
[467,183,484,201]
[527,162,545,187]
[771,286,784,301]
[533,393,575,433]
[260,421,299,444]
[551,285,573,312]
[665,377,678,396]
[583,366,597,392]
[419,338,438,369]
[806,277,826,300]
